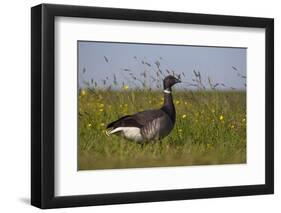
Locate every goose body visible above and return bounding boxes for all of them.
[107,109,174,142]
[106,75,181,142]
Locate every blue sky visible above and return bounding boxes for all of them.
[78,41,246,90]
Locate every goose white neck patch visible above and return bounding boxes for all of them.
[163,89,171,94]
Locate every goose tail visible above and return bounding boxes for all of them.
[106,115,132,136]
[105,127,123,136]
[105,129,112,136]
[105,128,114,136]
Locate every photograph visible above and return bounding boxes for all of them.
[78,41,247,170]
[30,3,274,209]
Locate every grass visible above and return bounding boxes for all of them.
[78,89,246,170]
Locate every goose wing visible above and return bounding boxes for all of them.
[106,109,166,129]
[134,110,173,140]
[106,115,143,129]
[132,109,166,126]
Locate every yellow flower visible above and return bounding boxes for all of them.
[99,108,104,112]
[99,103,104,108]
[230,125,235,129]
[184,101,188,105]
[123,85,129,90]
[175,100,180,105]
[182,114,187,119]
[81,90,86,96]
[100,123,105,127]
[87,123,92,127]
[219,115,224,121]
[242,118,246,122]
[178,128,183,132]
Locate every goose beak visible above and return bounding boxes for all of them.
[175,79,181,83]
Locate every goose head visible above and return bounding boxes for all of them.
[163,75,181,90]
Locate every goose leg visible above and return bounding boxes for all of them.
[159,139,163,154]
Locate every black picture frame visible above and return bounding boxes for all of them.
[31,3,274,209]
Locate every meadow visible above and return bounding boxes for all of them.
[78,88,246,170]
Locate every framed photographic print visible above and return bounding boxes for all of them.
[31,3,274,209]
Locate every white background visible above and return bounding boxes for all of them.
[0,0,279,212]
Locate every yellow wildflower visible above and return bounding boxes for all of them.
[219,115,224,121]
[182,114,187,119]
[81,90,86,96]
[100,123,105,127]
[87,123,92,127]
[230,125,235,129]
[242,118,246,122]
[175,100,180,105]
[99,103,104,108]
[178,128,183,132]
[99,108,104,112]
[123,85,129,90]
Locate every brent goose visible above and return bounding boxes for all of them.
[106,75,181,142]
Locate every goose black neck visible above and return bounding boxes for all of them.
[161,90,176,124]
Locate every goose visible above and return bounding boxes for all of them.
[106,75,181,142]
